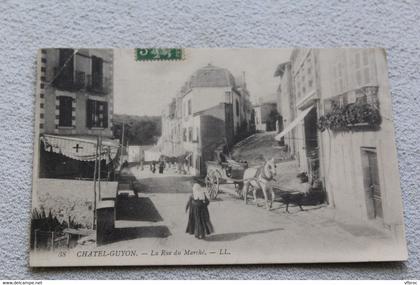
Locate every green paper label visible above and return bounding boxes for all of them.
[135,48,184,61]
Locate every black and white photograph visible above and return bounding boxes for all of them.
[29,48,407,267]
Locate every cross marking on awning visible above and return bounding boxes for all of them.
[73,144,84,153]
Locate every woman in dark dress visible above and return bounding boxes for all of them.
[159,160,165,174]
[186,183,214,239]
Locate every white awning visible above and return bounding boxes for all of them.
[275,105,315,141]
[41,134,120,163]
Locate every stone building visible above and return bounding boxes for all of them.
[159,64,253,176]
[253,101,278,132]
[275,48,404,235]
[36,48,119,179]
[274,62,296,154]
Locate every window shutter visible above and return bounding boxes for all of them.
[91,56,104,90]
[58,96,73,127]
[58,49,74,87]
[103,102,108,128]
[86,99,92,128]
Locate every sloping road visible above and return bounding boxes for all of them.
[88,165,402,265]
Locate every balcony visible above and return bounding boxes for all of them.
[319,86,381,132]
[52,68,85,92]
[52,67,110,95]
[86,74,111,95]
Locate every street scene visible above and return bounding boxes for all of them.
[30,48,407,266]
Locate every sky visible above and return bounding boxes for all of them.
[113,48,292,116]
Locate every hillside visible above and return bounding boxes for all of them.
[112,114,161,125]
[112,114,162,145]
[231,132,304,191]
[231,131,291,167]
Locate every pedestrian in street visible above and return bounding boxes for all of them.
[185,183,214,239]
[159,160,165,174]
[151,161,156,174]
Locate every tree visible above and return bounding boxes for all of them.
[112,114,162,145]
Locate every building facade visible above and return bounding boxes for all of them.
[253,101,278,132]
[37,48,118,179]
[274,62,296,155]
[159,64,253,176]
[275,48,404,233]
[39,49,113,136]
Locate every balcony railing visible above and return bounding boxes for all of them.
[86,74,110,95]
[52,67,110,95]
[318,85,381,132]
[324,85,379,113]
[52,68,85,92]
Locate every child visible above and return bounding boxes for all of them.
[186,183,214,239]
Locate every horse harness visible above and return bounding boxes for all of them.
[250,162,273,189]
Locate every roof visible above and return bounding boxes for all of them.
[253,102,277,108]
[188,64,236,88]
[274,62,290,77]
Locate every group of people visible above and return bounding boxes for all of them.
[149,160,166,174]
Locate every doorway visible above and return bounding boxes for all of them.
[304,107,319,179]
[361,148,383,220]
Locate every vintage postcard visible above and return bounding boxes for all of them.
[30,48,407,267]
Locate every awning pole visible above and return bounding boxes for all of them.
[93,136,99,230]
[98,135,102,201]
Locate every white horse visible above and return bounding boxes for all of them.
[242,158,277,210]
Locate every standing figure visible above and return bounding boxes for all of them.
[151,161,156,173]
[186,183,214,239]
[159,160,165,174]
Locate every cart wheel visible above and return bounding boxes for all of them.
[205,172,220,200]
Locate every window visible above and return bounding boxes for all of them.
[188,99,192,115]
[183,128,187,142]
[225,91,231,103]
[58,96,73,127]
[305,56,312,75]
[235,99,239,116]
[55,49,74,89]
[354,49,372,86]
[86,99,108,128]
[308,79,313,88]
[355,53,361,69]
[296,80,301,99]
[91,56,103,90]
[333,57,347,94]
[188,127,193,142]
[59,49,74,74]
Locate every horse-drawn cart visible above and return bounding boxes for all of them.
[204,160,248,199]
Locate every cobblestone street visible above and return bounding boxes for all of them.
[70,165,403,265]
